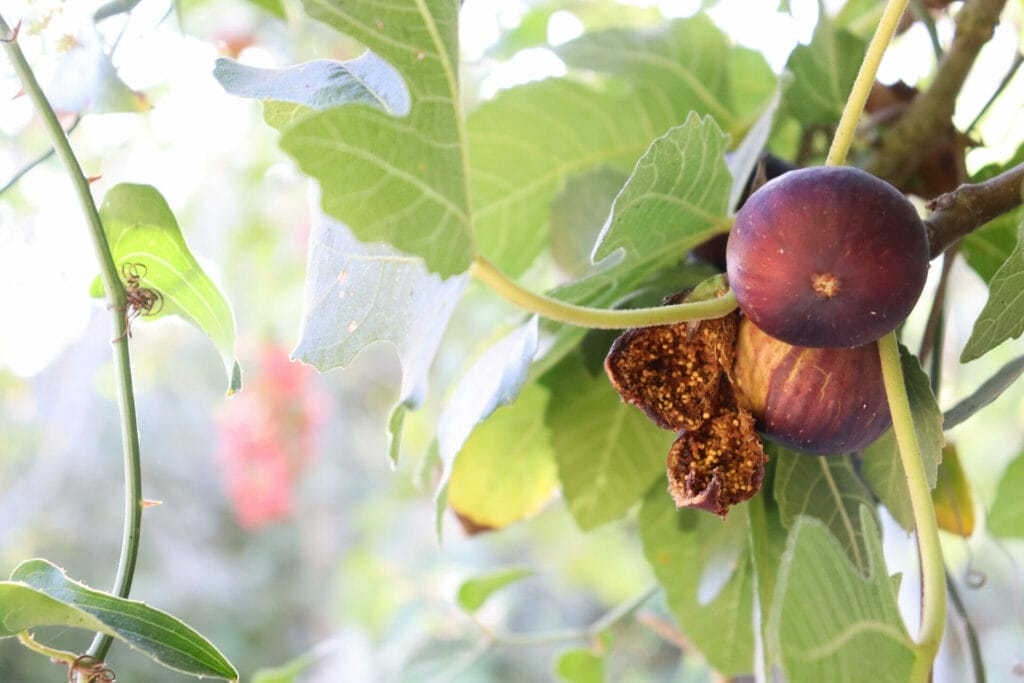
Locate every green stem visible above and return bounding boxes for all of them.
[470,257,738,329]
[0,13,144,665]
[826,0,912,166]
[877,333,946,680]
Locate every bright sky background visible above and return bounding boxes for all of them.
[1,0,1022,376]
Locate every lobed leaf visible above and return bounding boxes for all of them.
[2,559,237,680]
[767,509,915,682]
[292,208,468,462]
[283,0,472,277]
[545,352,672,530]
[861,345,944,530]
[988,449,1024,537]
[961,218,1024,362]
[456,567,533,615]
[90,183,241,393]
[773,448,877,575]
[639,489,754,675]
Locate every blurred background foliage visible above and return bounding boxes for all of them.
[1,0,1024,681]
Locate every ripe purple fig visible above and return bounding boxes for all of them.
[732,317,891,455]
[726,166,929,348]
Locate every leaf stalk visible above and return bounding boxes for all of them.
[878,333,946,680]
[470,256,737,329]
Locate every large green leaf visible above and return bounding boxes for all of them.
[639,489,754,676]
[768,509,915,682]
[282,0,472,277]
[782,8,865,128]
[773,448,877,574]
[861,345,944,530]
[1,559,237,680]
[961,213,1020,284]
[549,168,629,278]
[961,217,1024,362]
[591,113,732,269]
[988,449,1024,537]
[446,382,557,529]
[90,184,240,393]
[292,209,468,462]
[545,352,672,530]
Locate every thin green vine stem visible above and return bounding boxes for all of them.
[877,333,947,680]
[470,256,738,329]
[826,0,912,166]
[0,14,144,666]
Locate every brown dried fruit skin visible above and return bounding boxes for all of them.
[604,293,738,432]
[667,384,766,518]
[605,299,766,517]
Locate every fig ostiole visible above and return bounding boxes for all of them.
[726,165,929,348]
[733,317,892,455]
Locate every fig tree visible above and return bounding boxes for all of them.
[726,166,929,348]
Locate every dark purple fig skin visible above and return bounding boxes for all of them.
[733,318,892,455]
[726,166,929,348]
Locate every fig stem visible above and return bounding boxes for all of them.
[470,256,738,329]
[0,12,143,667]
[877,332,947,680]
[826,0,911,167]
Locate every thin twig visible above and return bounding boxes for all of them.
[967,52,1024,135]
[0,117,82,196]
[864,0,1009,186]
[0,11,144,667]
[946,571,987,682]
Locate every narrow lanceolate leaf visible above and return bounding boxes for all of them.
[772,448,877,575]
[592,114,732,270]
[962,218,1024,362]
[90,184,240,393]
[768,509,915,682]
[282,0,472,277]
[545,352,672,530]
[1,559,237,680]
[639,490,754,676]
[214,51,410,127]
[988,450,1024,537]
[293,209,468,462]
[446,383,557,530]
[861,345,943,530]
[456,567,533,615]
[782,10,865,127]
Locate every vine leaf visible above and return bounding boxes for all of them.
[292,208,468,463]
[213,52,410,130]
[545,351,672,531]
[767,508,915,681]
[282,0,472,277]
[89,183,241,394]
[772,447,877,574]
[0,559,237,681]
[861,345,944,530]
[639,489,754,676]
[445,382,557,531]
[456,567,533,615]
[988,449,1024,537]
[782,7,865,128]
[961,217,1024,362]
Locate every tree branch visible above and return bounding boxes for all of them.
[864,0,1008,186]
[925,161,1024,257]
